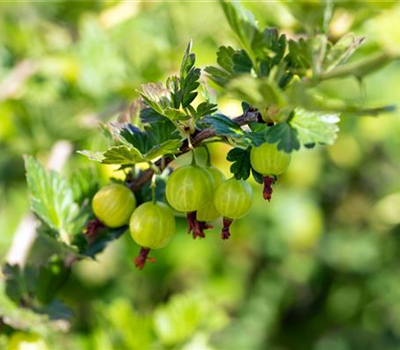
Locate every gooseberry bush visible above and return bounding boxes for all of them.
[1,0,397,337]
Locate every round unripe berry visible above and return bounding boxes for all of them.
[250,143,291,176]
[130,202,175,249]
[197,166,225,222]
[214,178,253,219]
[92,183,136,228]
[166,165,214,212]
[7,332,48,350]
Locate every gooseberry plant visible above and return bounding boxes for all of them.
[1,0,397,334]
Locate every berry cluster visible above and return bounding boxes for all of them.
[90,142,290,269]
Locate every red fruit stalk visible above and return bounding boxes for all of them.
[263,176,275,202]
[221,217,233,240]
[134,247,156,270]
[186,211,212,239]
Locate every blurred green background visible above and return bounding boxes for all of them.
[1,1,400,349]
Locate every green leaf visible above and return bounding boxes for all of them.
[146,120,181,144]
[166,76,181,109]
[226,147,251,180]
[144,140,182,161]
[69,167,99,205]
[195,102,218,117]
[78,146,143,165]
[138,82,190,121]
[202,114,244,138]
[138,82,171,115]
[206,46,253,87]
[246,131,267,147]
[290,108,340,146]
[76,150,104,162]
[232,49,253,73]
[79,120,183,166]
[140,108,166,124]
[177,41,202,108]
[217,46,235,73]
[36,258,70,304]
[286,1,332,34]
[180,40,196,80]
[287,38,313,73]
[105,145,143,165]
[118,124,152,153]
[34,230,84,260]
[3,261,73,317]
[181,67,201,108]
[202,114,267,147]
[219,0,258,55]
[252,168,264,184]
[83,226,127,258]
[25,156,79,243]
[265,122,300,153]
[0,277,71,332]
[164,107,191,121]
[204,66,231,87]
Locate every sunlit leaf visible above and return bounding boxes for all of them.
[290,108,340,146]
[25,156,79,243]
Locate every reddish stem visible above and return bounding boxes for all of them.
[134,247,156,270]
[186,211,213,239]
[263,176,276,202]
[85,218,105,244]
[221,218,233,240]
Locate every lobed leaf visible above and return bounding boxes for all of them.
[0,271,72,332]
[180,40,196,80]
[232,49,253,73]
[290,108,340,146]
[204,65,232,87]
[226,147,251,180]
[180,67,201,108]
[195,102,218,118]
[219,0,258,55]
[144,140,182,160]
[138,82,171,115]
[25,156,79,243]
[265,122,301,153]
[217,46,235,73]
[202,114,244,138]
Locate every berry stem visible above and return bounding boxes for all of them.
[186,211,212,239]
[134,247,156,270]
[191,149,197,165]
[263,176,275,202]
[221,217,233,240]
[203,145,212,167]
[150,173,157,204]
